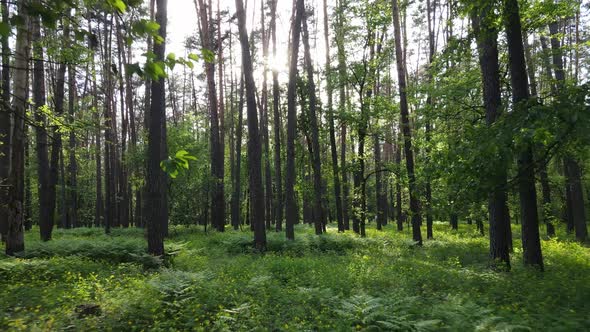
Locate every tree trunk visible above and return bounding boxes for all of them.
[270,0,283,232]
[146,0,168,256]
[424,0,436,239]
[450,213,458,230]
[323,0,343,232]
[336,0,349,231]
[32,15,53,240]
[232,76,244,230]
[392,0,422,245]
[196,0,225,232]
[6,0,30,255]
[524,33,555,237]
[260,0,273,231]
[67,64,78,228]
[301,8,324,236]
[284,0,304,240]
[394,133,403,231]
[472,5,511,269]
[0,0,10,241]
[374,135,386,231]
[503,0,543,270]
[549,19,587,243]
[235,0,266,250]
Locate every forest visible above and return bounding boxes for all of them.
[0,0,589,330]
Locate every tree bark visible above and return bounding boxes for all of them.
[301,8,324,236]
[32,15,53,240]
[235,0,266,250]
[503,0,543,270]
[284,0,304,240]
[0,0,10,241]
[424,0,436,239]
[6,0,30,255]
[196,0,225,232]
[67,64,78,228]
[472,4,511,269]
[549,19,587,242]
[270,0,283,232]
[146,0,169,256]
[260,0,273,231]
[323,0,343,232]
[392,0,422,245]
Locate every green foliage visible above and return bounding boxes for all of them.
[1,224,589,331]
[160,149,197,179]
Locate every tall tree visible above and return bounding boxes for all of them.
[336,0,350,231]
[323,0,344,232]
[0,0,10,241]
[32,13,53,240]
[503,0,543,270]
[548,19,587,243]
[196,0,225,232]
[424,0,435,239]
[67,63,78,228]
[471,3,512,269]
[270,0,283,232]
[146,0,169,256]
[392,0,422,245]
[260,0,273,231]
[6,0,30,255]
[284,0,304,240]
[235,0,266,250]
[301,7,324,236]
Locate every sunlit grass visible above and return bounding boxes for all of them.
[1,222,588,331]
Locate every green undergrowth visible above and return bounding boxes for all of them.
[0,223,588,331]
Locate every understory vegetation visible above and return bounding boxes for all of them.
[1,224,588,331]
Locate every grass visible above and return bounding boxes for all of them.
[0,222,588,331]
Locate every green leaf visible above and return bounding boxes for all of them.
[108,0,127,13]
[144,61,167,80]
[201,48,215,63]
[0,22,10,38]
[188,53,200,62]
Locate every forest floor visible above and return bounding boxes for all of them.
[0,223,588,331]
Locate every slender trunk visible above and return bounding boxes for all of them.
[0,0,10,241]
[32,15,53,240]
[524,33,555,237]
[336,0,349,231]
[115,18,128,228]
[392,0,422,245]
[270,0,283,232]
[92,43,103,228]
[284,0,304,240]
[503,0,543,270]
[50,18,70,230]
[323,0,343,232]
[260,0,273,231]
[67,64,78,228]
[301,9,324,236]
[549,18,587,242]
[196,0,225,232]
[374,135,385,230]
[235,0,266,250]
[424,0,435,239]
[395,132,403,231]
[232,76,244,230]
